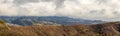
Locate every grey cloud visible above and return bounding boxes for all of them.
[54,0,65,9]
[13,0,65,9]
[13,0,39,5]
[95,0,110,4]
[40,0,53,2]
[1,0,8,3]
[90,9,105,15]
[40,0,66,9]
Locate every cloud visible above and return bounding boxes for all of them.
[0,0,120,21]
[13,0,39,5]
[0,0,18,16]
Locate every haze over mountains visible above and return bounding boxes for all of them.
[0,0,120,21]
[0,16,103,26]
[0,0,119,26]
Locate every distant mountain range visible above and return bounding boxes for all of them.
[0,16,103,26]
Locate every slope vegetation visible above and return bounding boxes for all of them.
[0,22,120,36]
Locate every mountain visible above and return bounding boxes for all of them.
[1,22,120,36]
[0,16,103,26]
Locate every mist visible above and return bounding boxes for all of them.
[0,0,120,21]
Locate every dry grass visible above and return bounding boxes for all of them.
[0,22,120,36]
[0,20,11,30]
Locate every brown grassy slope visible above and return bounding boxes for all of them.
[1,22,120,36]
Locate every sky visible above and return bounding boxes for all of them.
[0,0,120,21]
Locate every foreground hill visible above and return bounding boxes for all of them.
[1,22,120,36]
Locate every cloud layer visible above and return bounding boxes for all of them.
[0,0,120,21]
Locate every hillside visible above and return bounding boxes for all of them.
[0,22,120,36]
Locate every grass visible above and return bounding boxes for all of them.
[0,20,120,36]
[0,19,10,30]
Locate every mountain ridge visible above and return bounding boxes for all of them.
[0,16,103,26]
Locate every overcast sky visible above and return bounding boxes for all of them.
[0,0,120,21]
